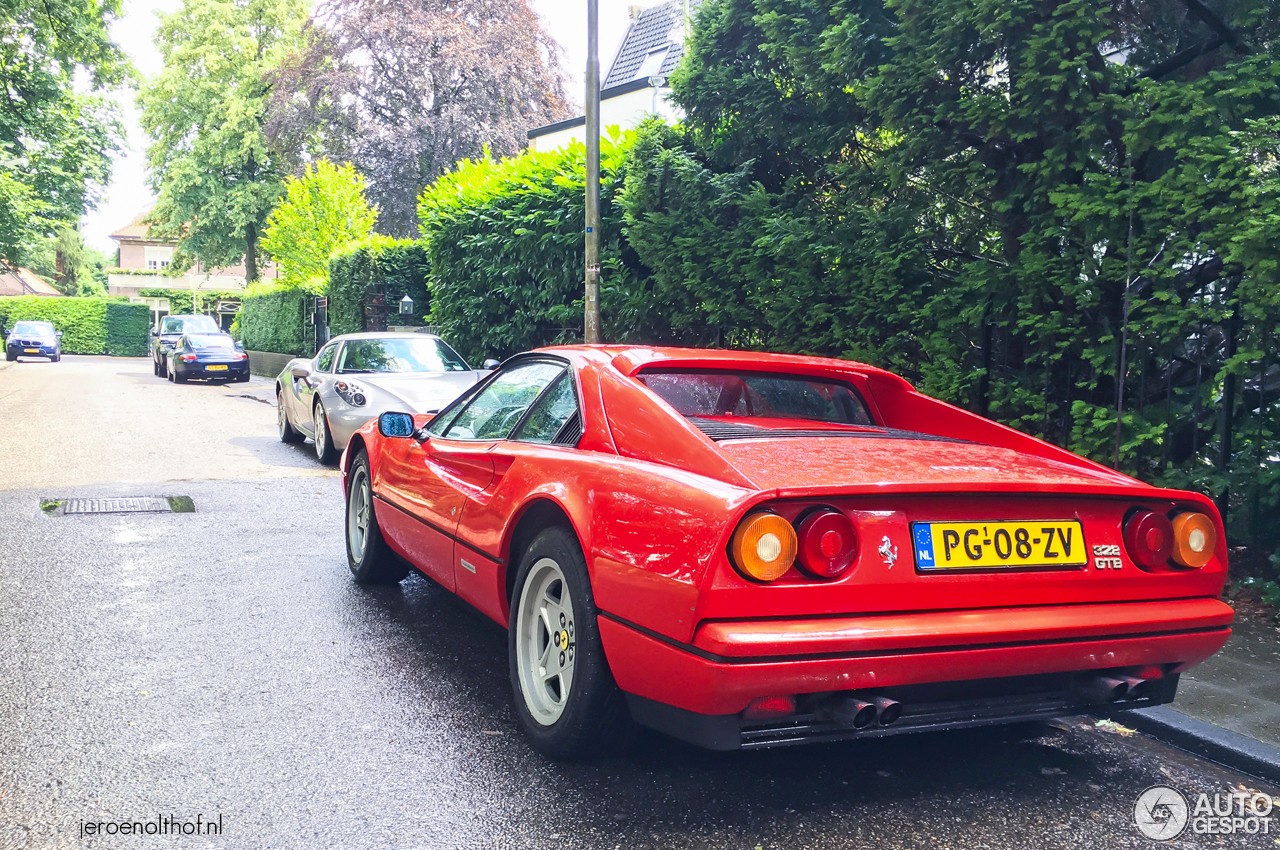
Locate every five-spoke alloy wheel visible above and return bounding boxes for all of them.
[508,527,632,759]
[344,450,409,584]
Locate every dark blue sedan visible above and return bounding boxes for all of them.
[5,320,62,362]
[166,333,250,383]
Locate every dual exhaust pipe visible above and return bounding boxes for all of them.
[825,694,903,729]
[1076,674,1155,704]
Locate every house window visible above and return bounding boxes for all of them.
[144,246,174,270]
[634,48,668,81]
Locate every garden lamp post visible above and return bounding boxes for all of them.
[399,294,414,317]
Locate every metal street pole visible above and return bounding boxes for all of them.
[584,0,601,344]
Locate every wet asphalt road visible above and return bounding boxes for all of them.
[1,356,1277,849]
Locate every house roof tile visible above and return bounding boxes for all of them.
[0,267,62,297]
[602,1,701,89]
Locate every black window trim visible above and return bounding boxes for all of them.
[430,353,574,443]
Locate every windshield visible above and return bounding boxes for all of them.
[188,334,235,350]
[638,370,876,426]
[337,337,470,374]
[162,316,219,335]
[11,321,54,336]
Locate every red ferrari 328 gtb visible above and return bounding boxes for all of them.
[339,346,1232,758]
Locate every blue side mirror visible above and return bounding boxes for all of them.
[378,412,415,438]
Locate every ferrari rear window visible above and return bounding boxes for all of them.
[638,370,875,426]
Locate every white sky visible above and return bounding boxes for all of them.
[82,0,636,254]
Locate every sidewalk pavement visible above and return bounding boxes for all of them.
[1117,610,1280,784]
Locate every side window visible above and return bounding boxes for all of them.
[512,374,579,444]
[315,343,338,373]
[443,361,565,441]
[426,381,483,437]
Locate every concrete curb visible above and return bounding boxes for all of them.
[1114,706,1280,785]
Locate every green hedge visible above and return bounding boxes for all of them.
[234,288,310,355]
[0,296,149,355]
[328,237,430,337]
[104,302,152,356]
[417,134,647,363]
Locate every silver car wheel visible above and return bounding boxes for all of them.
[515,557,577,726]
[314,405,327,460]
[347,463,371,562]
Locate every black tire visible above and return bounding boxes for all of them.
[5,350,14,362]
[235,373,250,383]
[167,366,175,382]
[153,358,160,376]
[174,369,187,383]
[278,389,304,443]
[508,526,633,760]
[51,353,60,362]
[313,401,339,464]
[159,357,168,378]
[345,450,410,584]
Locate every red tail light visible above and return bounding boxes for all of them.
[1123,509,1174,570]
[179,353,196,361]
[796,509,859,578]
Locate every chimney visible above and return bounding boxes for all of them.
[628,5,642,21]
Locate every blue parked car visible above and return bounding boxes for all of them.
[5,320,62,362]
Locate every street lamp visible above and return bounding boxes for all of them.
[399,294,414,316]
[648,75,666,115]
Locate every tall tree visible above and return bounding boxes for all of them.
[261,159,377,289]
[141,0,309,282]
[620,0,1280,547]
[0,0,128,265]
[264,0,573,234]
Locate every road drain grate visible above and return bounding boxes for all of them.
[51,497,190,515]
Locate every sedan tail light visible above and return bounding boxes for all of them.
[796,509,859,578]
[1123,509,1174,570]
[730,513,797,582]
[179,353,197,361]
[1170,512,1215,568]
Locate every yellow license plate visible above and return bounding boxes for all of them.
[912,520,1086,571]
[24,348,39,353]
[206,365,228,371]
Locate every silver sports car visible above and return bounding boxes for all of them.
[276,332,489,464]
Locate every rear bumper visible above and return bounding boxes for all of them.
[624,672,1184,751]
[176,361,250,379]
[599,597,1231,745]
